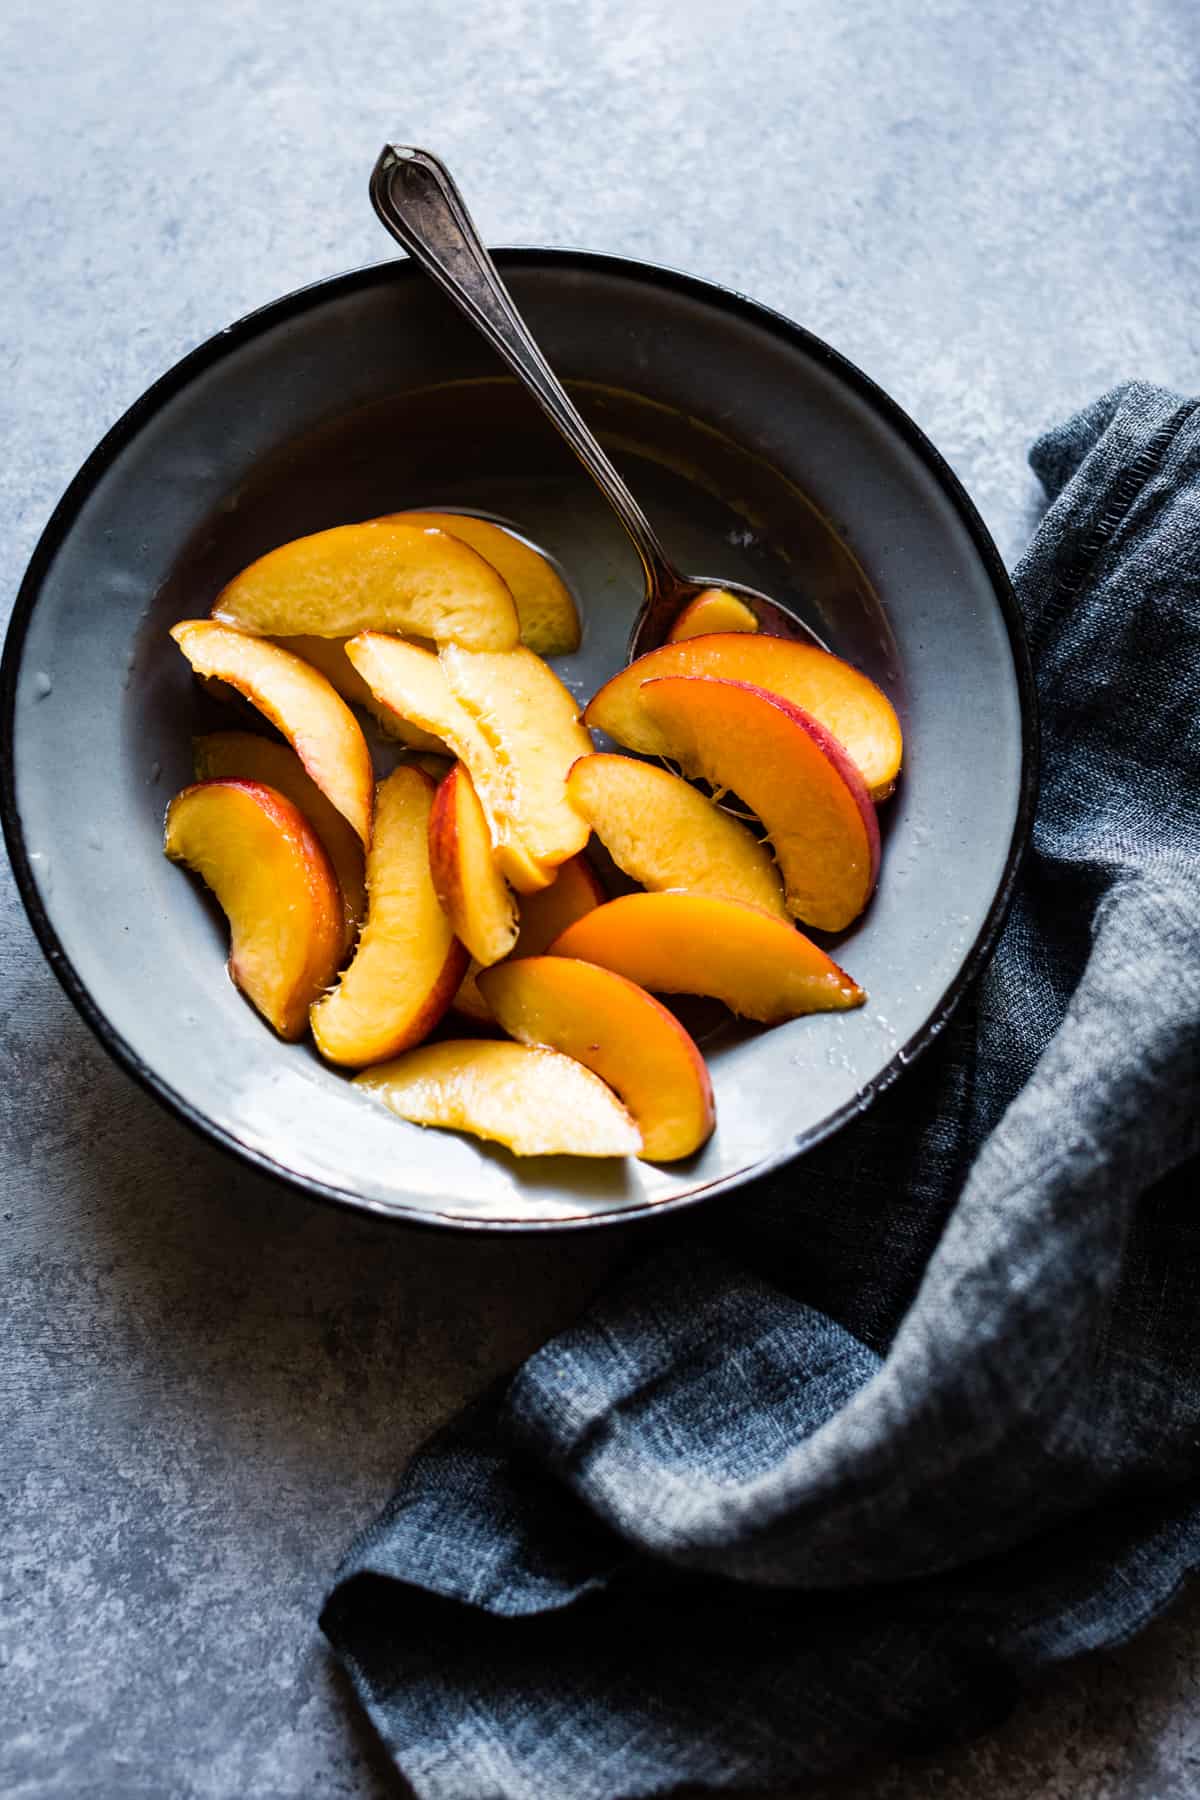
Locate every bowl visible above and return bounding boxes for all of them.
[1,252,1035,1229]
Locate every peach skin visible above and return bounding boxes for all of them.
[164,778,344,1040]
[584,633,902,800]
[192,731,365,956]
[549,892,865,1024]
[170,621,373,847]
[354,1040,642,1158]
[211,520,519,649]
[310,766,468,1067]
[479,956,715,1161]
[638,676,880,932]
[566,752,786,918]
[428,763,519,967]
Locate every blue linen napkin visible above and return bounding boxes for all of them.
[322,383,1200,1800]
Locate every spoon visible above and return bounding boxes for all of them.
[369,145,819,661]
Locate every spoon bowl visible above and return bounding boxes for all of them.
[625,574,826,660]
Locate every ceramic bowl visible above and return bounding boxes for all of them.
[1,253,1036,1228]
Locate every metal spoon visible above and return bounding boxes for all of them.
[369,145,818,661]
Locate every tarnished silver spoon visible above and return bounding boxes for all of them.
[369,145,819,661]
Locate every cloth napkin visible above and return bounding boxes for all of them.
[322,383,1200,1800]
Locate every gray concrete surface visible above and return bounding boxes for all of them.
[3,1,1199,1794]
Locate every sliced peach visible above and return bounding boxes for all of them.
[440,645,592,877]
[310,766,468,1067]
[585,633,902,800]
[566,753,785,919]
[354,1040,642,1157]
[193,731,365,955]
[272,634,446,755]
[550,892,864,1024]
[638,677,879,931]
[479,957,714,1162]
[667,589,759,642]
[170,621,373,846]
[453,851,607,1022]
[164,778,343,1039]
[394,512,581,656]
[211,521,519,649]
[428,763,518,967]
[345,632,550,894]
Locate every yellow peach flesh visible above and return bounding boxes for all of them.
[354,1040,642,1157]
[164,777,343,1039]
[170,620,373,846]
[310,766,467,1067]
[211,520,519,649]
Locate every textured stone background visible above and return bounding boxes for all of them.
[3,1,1199,1795]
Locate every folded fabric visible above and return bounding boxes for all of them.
[323,383,1200,1800]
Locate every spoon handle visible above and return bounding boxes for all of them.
[370,145,681,603]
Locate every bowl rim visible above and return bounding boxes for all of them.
[0,249,1039,1234]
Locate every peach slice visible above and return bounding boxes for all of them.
[566,753,786,919]
[272,634,446,756]
[211,521,519,649]
[170,621,373,847]
[164,778,343,1039]
[453,851,607,1022]
[440,645,592,876]
[428,763,519,967]
[193,731,366,956]
[550,892,864,1023]
[354,1040,642,1158]
[394,512,581,656]
[310,766,468,1067]
[638,677,880,931]
[667,589,759,642]
[479,957,714,1162]
[345,632,550,894]
[584,633,902,800]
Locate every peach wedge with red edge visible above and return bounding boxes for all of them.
[639,676,880,932]
[164,778,344,1040]
[270,634,446,755]
[344,633,550,895]
[211,520,519,649]
[566,753,786,919]
[479,957,715,1162]
[428,763,519,967]
[170,621,373,846]
[584,632,902,800]
[439,644,593,877]
[354,1040,642,1158]
[193,731,366,956]
[549,892,865,1024]
[393,512,581,656]
[453,850,607,1023]
[310,766,468,1067]
[667,589,759,642]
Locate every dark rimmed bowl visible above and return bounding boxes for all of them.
[1,252,1036,1229]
